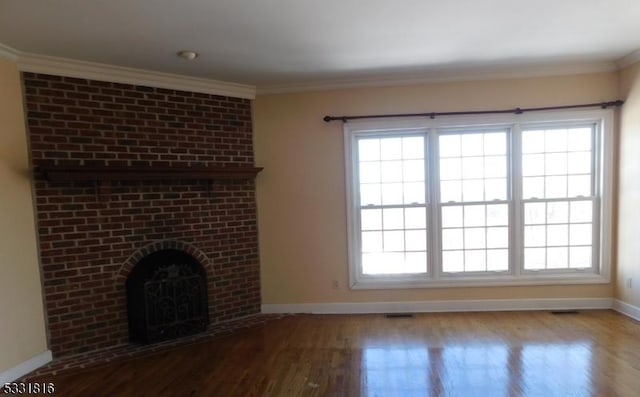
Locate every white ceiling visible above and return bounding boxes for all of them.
[1,0,639,91]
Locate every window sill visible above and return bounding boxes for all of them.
[350,272,610,290]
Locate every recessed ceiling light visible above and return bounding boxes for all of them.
[177,50,199,61]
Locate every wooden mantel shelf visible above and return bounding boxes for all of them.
[36,165,263,182]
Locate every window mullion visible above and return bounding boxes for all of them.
[512,124,523,277]
[429,128,441,280]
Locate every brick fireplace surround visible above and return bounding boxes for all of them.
[23,72,262,358]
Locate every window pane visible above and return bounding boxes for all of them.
[462,179,484,201]
[461,134,484,156]
[487,227,508,248]
[525,248,546,269]
[360,162,380,183]
[441,180,462,202]
[464,205,486,227]
[439,135,460,157]
[547,202,568,224]
[567,152,591,174]
[383,208,404,229]
[381,161,402,182]
[523,177,544,198]
[403,160,424,181]
[547,247,568,269]
[524,202,546,225]
[402,136,424,159]
[381,183,403,205]
[545,176,567,198]
[484,156,506,178]
[569,247,591,268]
[568,175,591,197]
[362,253,384,274]
[569,224,592,246]
[361,209,382,230]
[406,230,427,251]
[405,207,426,229]
[360,184,381,205]
[568,128,592,151]
[405,252,428,273]
[570,201,593,223]
[403,182,426,204]
[464,228,486,249]
[545,153,567,175]
[359,139,380,161]
[462,157,484,179]
[522,154,544,176]
[442,251,464,272]
[486,204,508,226]
[363,252,407,274]
[440,131,507,206]
[381,138,402,160]
[384,231,404,251]
[522,130,545,153]
[440,158,461,180]
[547,225,568,246]
[487,249,509,271]
[442,228,463,250]
[465,250,486,271]
[545,129,567,152]
[442,206,463,228]
[362,231,383,252]
[485,178,507,201]
[484,133,506,155]
[525,225,546,247]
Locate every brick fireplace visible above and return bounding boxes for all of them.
[23,72,261,357]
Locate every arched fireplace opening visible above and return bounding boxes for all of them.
[126,249,209,344]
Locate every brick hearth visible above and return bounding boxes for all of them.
[23,73,261,357]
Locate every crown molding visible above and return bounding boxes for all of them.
[257,60,618,95]
[616,49,640,69]
[3,40,635,98]
[17,52,255,99]
[0,42,20,61]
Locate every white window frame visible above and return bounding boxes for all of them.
[344,109,613,289]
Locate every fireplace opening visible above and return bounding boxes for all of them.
[126,249,209,344]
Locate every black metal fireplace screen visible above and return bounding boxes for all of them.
[126,249,209,344]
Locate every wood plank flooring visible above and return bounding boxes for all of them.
[24,310,640,396]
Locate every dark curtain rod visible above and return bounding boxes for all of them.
[322,100,624,123]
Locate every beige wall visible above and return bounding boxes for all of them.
[616,63,640,306]
[254,72,618,305]
[0,59,48,374]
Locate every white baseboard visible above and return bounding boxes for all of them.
[262,297,613,315]
[0,350,52,383]
[613,299,640,322]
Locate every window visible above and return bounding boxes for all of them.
[356,134,429,278]
[438,129,510,274]
[344,110,613,289]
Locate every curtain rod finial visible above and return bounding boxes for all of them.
[323,116,332,122]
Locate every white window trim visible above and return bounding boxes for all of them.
[344,109,613,290]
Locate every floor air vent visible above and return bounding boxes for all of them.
[550,310,580,315]
[385,313,415,318]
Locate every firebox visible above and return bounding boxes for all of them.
[126,249,209,344]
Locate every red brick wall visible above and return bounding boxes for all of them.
[22,72,261,357]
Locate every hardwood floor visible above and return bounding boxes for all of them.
[25,310,640,396]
